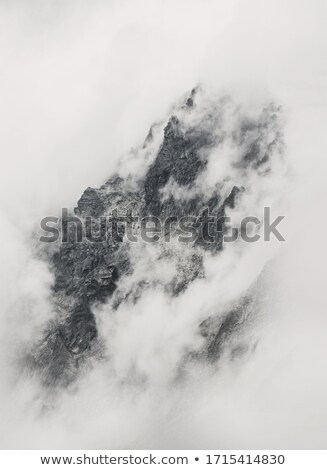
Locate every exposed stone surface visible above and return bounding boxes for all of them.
[31,89,284,386]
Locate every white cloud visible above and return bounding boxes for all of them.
[0,0,327,449]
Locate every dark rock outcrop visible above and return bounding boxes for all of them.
[31,89,284,386]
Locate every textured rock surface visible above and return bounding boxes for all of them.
[31,89,284,386]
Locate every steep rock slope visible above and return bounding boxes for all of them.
[31,89,284,386]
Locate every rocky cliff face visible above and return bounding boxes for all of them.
[30,89,284,387]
